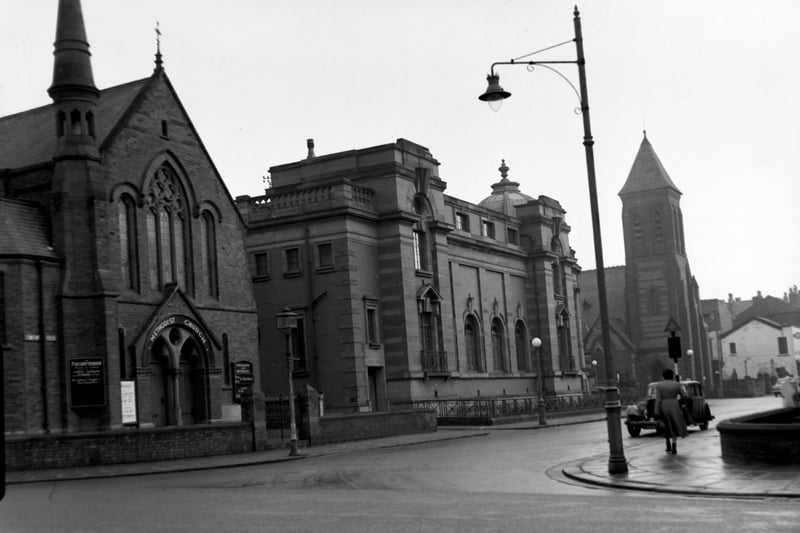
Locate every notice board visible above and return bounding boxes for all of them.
[70,358,106,408]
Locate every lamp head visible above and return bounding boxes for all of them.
[479,73,511,111]
[531,337,542,348]
[275,306,299,334]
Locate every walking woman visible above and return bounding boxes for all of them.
[654,368,688,454]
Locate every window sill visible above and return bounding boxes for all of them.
[283,271,303,279]
[315,266,334,274]
[252,275,271,282]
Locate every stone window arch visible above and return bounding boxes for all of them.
[491,317,509,372]
[464,314,483,372]
[200,210,219,299]
[145,163,190,291]
[117,193,139,291]
[515,320,529,371]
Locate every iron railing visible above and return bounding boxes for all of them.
[413,391,637,420]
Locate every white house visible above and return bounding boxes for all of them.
[720,317,799,379]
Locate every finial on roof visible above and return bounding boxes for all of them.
[154,21,163,71]
[306,138,316,159]
[643,129,647,139]
[498,159,509,180]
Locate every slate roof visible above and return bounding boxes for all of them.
[0,198,58,259]
[0,78,148,170]
[618,134,681,196]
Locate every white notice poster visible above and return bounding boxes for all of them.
[120,380,137,425]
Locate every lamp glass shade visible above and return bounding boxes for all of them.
[531,337,542,348]
[479,73,511,111]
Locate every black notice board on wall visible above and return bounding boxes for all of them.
[70,358,106,408]
[234,361,254,403]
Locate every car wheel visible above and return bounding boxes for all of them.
[627,425,641,437]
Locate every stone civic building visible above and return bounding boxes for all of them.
[237,139,590,413]
[581,134,712,393]
[0,0,262,468]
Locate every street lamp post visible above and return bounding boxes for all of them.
[276,307,300,456]
[685,349,694,381]
[531,337,546,425]
[479,7,627,474]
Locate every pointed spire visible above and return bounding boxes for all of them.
[618,132,681,196]
[49,0,98,99]
[154,21,163,71]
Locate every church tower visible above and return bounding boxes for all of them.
[618,133,708,383]
[49,0,117,430]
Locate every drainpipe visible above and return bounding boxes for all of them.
[36,259,49,434]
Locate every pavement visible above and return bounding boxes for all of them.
[6,412,800,498]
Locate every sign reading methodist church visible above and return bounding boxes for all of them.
[144,314,213,357]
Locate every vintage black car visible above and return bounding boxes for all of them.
[624,379,714,437]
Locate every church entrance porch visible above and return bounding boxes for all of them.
[142,314,218,427]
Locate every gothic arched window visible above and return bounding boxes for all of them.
[117,194,138,291]
[515,321,529,371]
[653,209,664,248]
[465,315,483,372]
[633,213,643,251]
[200,211,218,299]
[145,164,189,291]
[491,318,508,372]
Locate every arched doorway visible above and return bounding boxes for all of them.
[179,338,206,425]
[147,319,211,426]
[150,339,170,427]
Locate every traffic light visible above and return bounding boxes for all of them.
[668,334,682,361]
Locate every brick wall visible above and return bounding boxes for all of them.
[5,423,253,471]
[315,409,436,445]
[718,408,800,464]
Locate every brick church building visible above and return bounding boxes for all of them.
[0,0,262,468]
[237,139,590,413]
[581,133,712,393]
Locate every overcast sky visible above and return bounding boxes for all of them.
[2,0,798,303]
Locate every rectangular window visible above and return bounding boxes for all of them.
[455,212,470,232]
[413,230,429,271]
[778,336,789,355]
[729,342,737,355]
[284,247,301,276]
[482,220,495,239]
[364,298,380,345]
[317,242,334,270]
[507,227,519,245]
[254,252,270,278]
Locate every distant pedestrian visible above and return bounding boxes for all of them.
[655,368,688,454]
